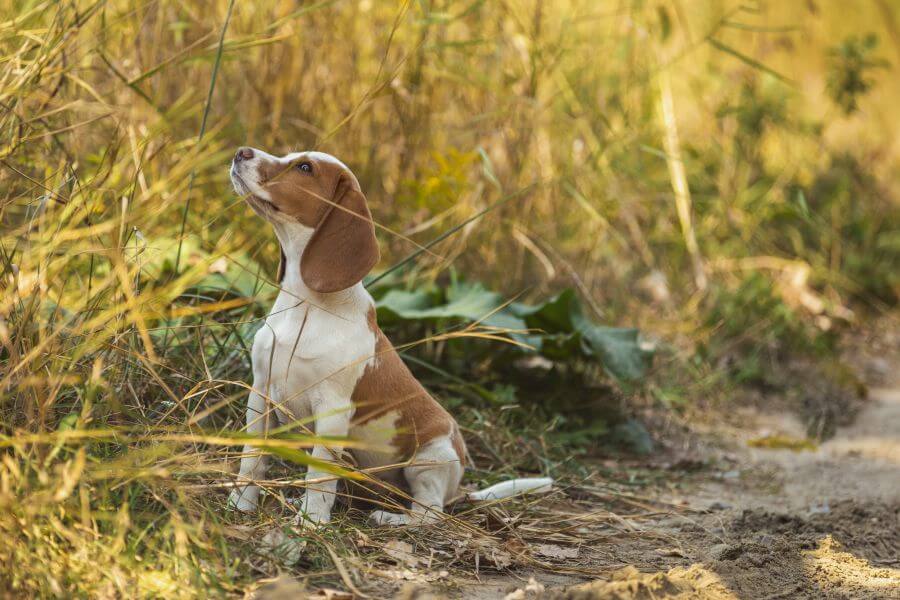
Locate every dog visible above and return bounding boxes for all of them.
[228,147,550,526]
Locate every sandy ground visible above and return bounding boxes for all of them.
[449,369,900,599]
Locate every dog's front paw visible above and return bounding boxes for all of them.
[293,495,331,528]
[228,487,259,513]
[293,511,330,530]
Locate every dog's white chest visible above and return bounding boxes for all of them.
[250,286,375,424]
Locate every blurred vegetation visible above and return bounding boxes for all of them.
[1,0,898,596]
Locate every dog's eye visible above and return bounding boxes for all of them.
[296,161,313,174]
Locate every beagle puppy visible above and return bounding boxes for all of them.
[228,147,551,527]
[228,147,466,526]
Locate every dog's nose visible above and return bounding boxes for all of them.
[234,147,254,162]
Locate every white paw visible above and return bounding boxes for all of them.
[293,496,331,528]
[369,510,411,526]
[293,512,330,530]
[228,488,258,513]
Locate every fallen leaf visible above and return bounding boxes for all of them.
[221,525,254,541]
[208,257,228,274]
[374,568,450,583]
[534,544,579,559]
[488,549,513,568]
[748,434,818,451]
[466,537,525,569]
[355,530,372,548]
[383,539,420,569]
[506,538,530,557]
[431,570,450,582]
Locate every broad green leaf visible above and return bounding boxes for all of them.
[376,288,434,321]
[377,282,526,333]
[376,281,651,381]
[574,314,651,381]
[512,288,579,332]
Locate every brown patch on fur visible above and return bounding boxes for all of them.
[252,155,331,227]
[300,174,379,293]
[351,307,467,466]
[251,153,378,292]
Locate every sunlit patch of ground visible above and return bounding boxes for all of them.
[803,536,900,598]
[543,565,737,600]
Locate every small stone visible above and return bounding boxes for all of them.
[809,502,830,514]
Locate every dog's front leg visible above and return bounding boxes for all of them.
[295,404,350,526]
[229,389,270,512]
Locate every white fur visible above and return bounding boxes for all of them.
[228,217,376,524]
[467,477,554,501]
[369,434,464,526]
[230,148,277,202]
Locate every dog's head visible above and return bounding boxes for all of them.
[230,147,379,293]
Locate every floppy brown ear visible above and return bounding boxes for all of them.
[301,174,379,293]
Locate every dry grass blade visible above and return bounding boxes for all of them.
[172,0,237,278]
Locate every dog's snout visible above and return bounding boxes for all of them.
[234,147,254,162]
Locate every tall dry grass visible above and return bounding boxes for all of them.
[1,0,898,596]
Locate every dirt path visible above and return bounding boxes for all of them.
[631,381,900,600]
[453,370,900,599]
[248,350,898,599]
[715,383,900,510]
[250,355,898,599]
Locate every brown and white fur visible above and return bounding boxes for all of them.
[228,147,550,527]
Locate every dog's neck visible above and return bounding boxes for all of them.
[273,221,313,294]
[271,221,360,306]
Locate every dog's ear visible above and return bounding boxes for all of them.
[301,173,379,293]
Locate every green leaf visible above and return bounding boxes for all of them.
[610,419,654,454]
[377,282,526,333]
[512,288,578,332]
[515,289,652,379]
[57,413,78,431]
[709,38,793,84]
[574,316,652,381]
[657,5,671,41]
[376,281,652,381]
[375,287,437,323]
